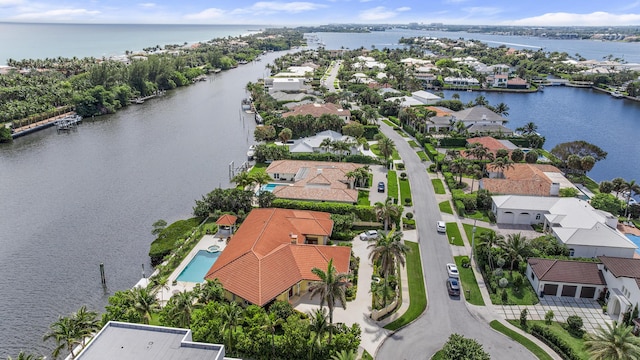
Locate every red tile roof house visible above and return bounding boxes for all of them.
[463,136,517,159]
[266,160,363,203]
[205,208,351,307]
[526,258,606,300]
[481,163,578,196]
[282,102,351,122]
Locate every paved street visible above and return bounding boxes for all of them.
[375,122,538,359]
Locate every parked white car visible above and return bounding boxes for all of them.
[359,230,379,241]
[446,263,459,278]
[437,221,446,233]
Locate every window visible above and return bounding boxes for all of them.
[274,173,280,179]
[531,272,535,280]
[569,248,575,257]
[535,213,541,220]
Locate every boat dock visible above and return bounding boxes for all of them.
[54,114,82,133]
[11,111,77,139]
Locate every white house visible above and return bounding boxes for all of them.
[288,130,359,155]
[526,258,606,299]
[411,90,442,105]
[599,256,640,324]
[492,195,637,258]
[265,78,306,93]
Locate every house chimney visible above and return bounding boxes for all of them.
[550,183,560,196]
[317,168,322,175]
[290,233,298,244]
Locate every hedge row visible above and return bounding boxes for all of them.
[425,143,438,161]
[530,325,581,360]
[387,116,400,126]
[439,137,468,147]
[289,152,381,164]
[271,199,376,222]
[149,217,204,264]
[363,125,380,140]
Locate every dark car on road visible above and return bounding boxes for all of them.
[447,277,460,297]
[377,181,385,192]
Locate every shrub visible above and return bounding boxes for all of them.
[512,273,523,291]
[400,172,407,180]
[493,268,504,278]
[428,163,437,172]
[564,315,584,338]
[545,310,554,325]
[404,198,412,205]
[520,308,528,331]
[462,197,477,212]
[501,289,508,303]
[530,324,581,360]
[454,200,466,216]
[271,199,376,221]
[498,277,509,288]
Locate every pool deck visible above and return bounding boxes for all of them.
[157,234,228,306]
[619,223,640,236]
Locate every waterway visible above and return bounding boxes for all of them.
[0,26,639,357]
[0,53,274,357]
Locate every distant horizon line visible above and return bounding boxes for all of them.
[1,21,639,28]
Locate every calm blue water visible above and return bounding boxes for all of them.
[445,87,640,184]
[261,183,286,192]
[0,23,265,64]
[176,250,220,283]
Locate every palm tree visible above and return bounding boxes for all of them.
[261,312,283,359]
[516,122,538,135]
[167,290,196,328]
[197,279,224,304]
[331,349,358,360]
[368,227,410,279]
[231,171,254,190]
[490,156,514,179]
[128,286,159,324]
[622,179,640,217]
[309,259,350,343]
[477,230,504,271]
[494,102,510,117]
[308,308,330,359]
[219,301,244,354]
[7,352,45,360]
[377,136,396,169]
[72,305,99,348]
[43,316,81,359]
[449,157,469,185]
[320,137,333,153]
[374,199,401,231]
[250,168,272,190]
[585,321,640,360]
[499,233,530,270]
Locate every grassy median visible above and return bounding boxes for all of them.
[384,241,426,331]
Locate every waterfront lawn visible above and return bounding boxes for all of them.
[407,140,419,148]
[432,179,445,194]
[149,217,204,264]
[508,320,588,360]
[248,162,268,175]
[490,321,554,360]
[462,223,492,247]
[358,190,370,206]
[387,170,399,202]
[455,256,485,306]
[446,222,464,246]
[416,150,428,161]
[399,178,412,206]
[384,241,426,331]
[439,200,453,215]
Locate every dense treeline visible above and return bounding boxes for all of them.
[0,29,304,124]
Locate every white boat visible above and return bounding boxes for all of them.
[611,91,624,98]
[247,145,256,160]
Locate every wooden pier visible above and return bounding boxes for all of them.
[11,111,77,139]
[54,114,82,133]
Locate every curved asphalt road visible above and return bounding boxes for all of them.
[375,122,536,359]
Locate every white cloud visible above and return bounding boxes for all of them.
[462,7,501,17]
[359,6,399,21]
[12,8,100,20]
[183,8,226,20]
[233,1,327,15]
[396,6,410,12]
[507,11,640,26]
[445,0,468,3]
[620,1,640,11]
[359,0,374,2]
[0,0,22,7]
[138,3,156,8]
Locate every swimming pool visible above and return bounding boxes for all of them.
[626,234,640,254]
[176,250,220,283]
[259,183,286,192]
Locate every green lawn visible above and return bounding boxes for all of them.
[439,200,453,214]
[370,144,401,161]
[392,149,401,160]
[462,223,492,247]
[384,241,426,330]
[394,128,410,137]
[489,270,539,305]
[454,256,485,306]
[408,140,419,148]
[387,170,399,202]
[382,119,395,127]
[399,178,412,206]
[432,179,445,194]
[248,162,268,175]
[490,320,554,360]
[358,190,370,206]
[416,150,428,161]
[508,320,589,360]
[446,222,464,246]
[465,210,491,223]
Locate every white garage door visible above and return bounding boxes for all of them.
[500,211,515,224]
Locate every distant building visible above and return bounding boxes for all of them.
[282,103,350,121]
[481,163,577,197]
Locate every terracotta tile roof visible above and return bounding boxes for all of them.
[482,164,563,196]
[216,214,238,226]
[282,102,350,118]
[266,160,361,203]
[599,256,640,288]
[426,106,454,117]
[528,258,606,285]
[464,137,512,158]
[507,77,528,85]
[205,208,350,306]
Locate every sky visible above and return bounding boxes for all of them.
[1,0,640,26]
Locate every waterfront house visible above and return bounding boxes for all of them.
[526,258,606,299]
[507,77,529,89]
[282,103,350,122]
[464,136,516,158]
[75,321,227,360]
[443,77,480,87]
[266,160,362,203]
[481,163,577,196]
[384,90,442,107]
[204,208,350,307]
[492,195,637,258]
[288,130,360,155]
[598,256,640,324]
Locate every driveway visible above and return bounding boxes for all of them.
[323,60,341,92]
[375,122,536,359]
